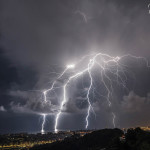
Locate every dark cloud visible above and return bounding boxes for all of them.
[8,90,86,115]
[8,90,29,99]
[1,0,150,70]
[10,100,58,115]
[9,90,59,114]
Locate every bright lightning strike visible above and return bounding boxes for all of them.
[85,59,94,129]
[67,64,75,69]
[54,68,88,132]
[41,52,150,132]
[54,53,121,131]
[41,64,75,133]
[41,114,46,134]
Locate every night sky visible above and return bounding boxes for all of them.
[0,0,150,134]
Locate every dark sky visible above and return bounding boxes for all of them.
[0,0,150,133]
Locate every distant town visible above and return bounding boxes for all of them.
[0,130,93,150]
[0,127,150,150]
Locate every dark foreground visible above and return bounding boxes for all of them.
[30,128,150,150]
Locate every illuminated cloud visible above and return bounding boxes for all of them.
[121,91,150,113]
[0,106,7,112]
[10,100,59,115]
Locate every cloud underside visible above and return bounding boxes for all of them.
[9,90,150,119]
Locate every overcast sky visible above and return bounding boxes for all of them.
[0,0,150,133]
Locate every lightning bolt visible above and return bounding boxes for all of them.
[41,64,75,133]
[54,53,121,131]
[41,52,150,132]
[74,10,88,23]
[54,68,88,132]
[41,114,46,134]
[112,112,116,128]
[85,59,94,129]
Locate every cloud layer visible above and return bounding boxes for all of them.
[0,0,150,132]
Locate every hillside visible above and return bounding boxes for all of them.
[30,128,123,150]
[30,128,150,150]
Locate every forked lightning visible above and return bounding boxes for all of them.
[40,52,149,133]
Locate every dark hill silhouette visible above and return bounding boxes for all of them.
[30,128,123,150]
[30,128,150,150]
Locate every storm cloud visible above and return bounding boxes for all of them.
[0,0,150,133]
[122,91,150,113]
